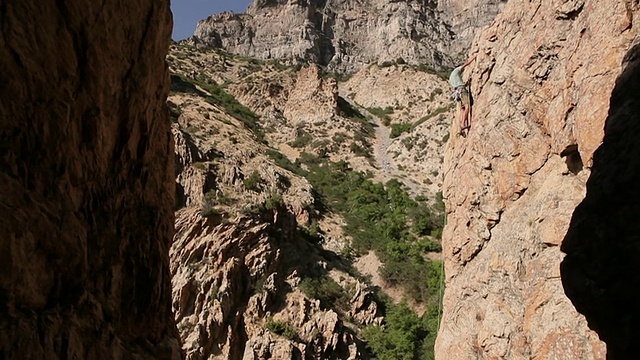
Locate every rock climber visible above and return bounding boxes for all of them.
[449,54,477,136]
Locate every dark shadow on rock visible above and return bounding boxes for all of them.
[561,42,640,360]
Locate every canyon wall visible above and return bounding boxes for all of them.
[437,0,638,358]
[193,0,502,73]
[0,1,180,358]
[562,42,640,359]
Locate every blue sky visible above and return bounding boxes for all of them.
[171,0,253,40]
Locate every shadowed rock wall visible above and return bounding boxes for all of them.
[0,1,180,358]
[562,42,640,360]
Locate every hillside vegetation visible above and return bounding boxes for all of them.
[168,41,449,359]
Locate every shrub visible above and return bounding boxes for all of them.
[290,131,313,148]
[332,132,349,145]
[264,193,284,210]
[367,106,394,118]
[429,87,443,101]
[297,151,323,166]
[300,159,445,359]
[170,73,264,140]
[266,149,305,175]
[266,318,298,340]
[243,170,264,192]
[299,220,322,243]
[412,104,454,129]
[390,123,412,138]
[299,276,350,310]
[200,204,219,217]
[362,302,429,360]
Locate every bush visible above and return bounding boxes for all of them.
[290,131,313,148]
[170,74,263,140]
[266,318,298,340]
[368,106,394,118]
[298,159,445,359]
[350,142,371,158]
[390,122,412,138]
[332,132,349,145]
[429,87,443,101]
[200,203,219,217]
[266,149,305,175]
[412,104,454,129]
[299,276,350,310]
[264,193,284,211]
[243,170,264,192]
[362,302,429,360]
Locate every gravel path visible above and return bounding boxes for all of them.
[338,92,423,196]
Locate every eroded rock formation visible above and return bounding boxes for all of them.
[437,0,638,358]
[167,63,383,358]
[562,42,640,360]
[193,0,506,72]
[194,0,460,72]
[0,1,180,358]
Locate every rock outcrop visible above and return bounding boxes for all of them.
[194,0,454,73]
[437,0,638,358]
[167,64,379,358]
[0,1,180,359]
[562,41,640,359]
[437,0,507,61]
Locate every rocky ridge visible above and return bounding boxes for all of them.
[437,0,639,358]
[169,47,376,359]
[193,0,504,73]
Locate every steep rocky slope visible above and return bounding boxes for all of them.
[437,0,639,358]
[167,42,450,359]
[342,64,453,196]
[562,42,640,359]
[168,48,376,359]
[0,1,180,359]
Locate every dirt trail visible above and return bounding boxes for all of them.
[338,92,423,196]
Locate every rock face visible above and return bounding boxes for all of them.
[437,0,507,61]
[193,0,507,72]
[437,0,638,358]
[0,1,180,359]
[194,0,454,73]
[561,42,640,359]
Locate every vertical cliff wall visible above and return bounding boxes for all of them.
[562,42,640,359]
[437,0,507,61]
[194,0,507,73]
[194,0,454,73]
[437,0,638,358]
[0,1,179,358]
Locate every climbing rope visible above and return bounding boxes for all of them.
[436,213,447,332]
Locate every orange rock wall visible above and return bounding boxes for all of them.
[437,0,638,358]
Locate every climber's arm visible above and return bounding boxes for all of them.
[462,54,477,68]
